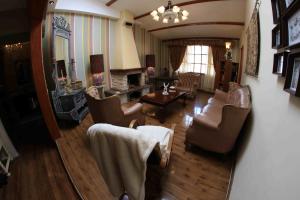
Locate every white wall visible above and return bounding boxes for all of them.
[230,1,300,200]
[55,0,120,19]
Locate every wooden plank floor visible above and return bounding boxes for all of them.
[0,142,80,200]
[57,92,233,200]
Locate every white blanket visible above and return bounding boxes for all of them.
[87,124,159,200]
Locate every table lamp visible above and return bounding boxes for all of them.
[90,54,104,86]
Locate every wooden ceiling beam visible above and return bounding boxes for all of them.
[106,0,118,6]
[134,0,227,20]
[162,36,240,42]
[148,21,245,32]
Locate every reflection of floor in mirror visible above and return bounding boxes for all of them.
[57,91,233,200]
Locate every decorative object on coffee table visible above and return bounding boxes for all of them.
[284,50,300,96]
[162,83,169,95]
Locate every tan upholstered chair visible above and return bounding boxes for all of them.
[185,84,251,154]
[85,86,145,127]
[175,72,204,98]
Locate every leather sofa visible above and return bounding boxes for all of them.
[185,84,251,154]
[85,86,145,127]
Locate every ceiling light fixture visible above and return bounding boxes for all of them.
[150,0,189,24]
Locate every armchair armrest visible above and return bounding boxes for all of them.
[124,103,143,116]
[174,80,180,87]
[214,89,228,102]
[192,115,220,131]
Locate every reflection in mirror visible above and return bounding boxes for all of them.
[55,36,69,78]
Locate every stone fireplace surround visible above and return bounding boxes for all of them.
[110,68,146,91]
[108,68,150,103]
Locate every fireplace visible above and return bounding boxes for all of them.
[108,68,150,103]
[110,68,146,91]
[127,74,140,88]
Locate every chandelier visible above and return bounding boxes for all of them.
[150,0,189,24]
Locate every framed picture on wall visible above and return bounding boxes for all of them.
[273,51,289,76]
[272,0,282,24]
[290,58,300,90]
[283,0,300,48]
[284,0,295,8]
[284,50,300,96]
[272,24,283,49]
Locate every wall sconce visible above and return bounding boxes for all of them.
[225,42,232,61]
[90,54,104,86]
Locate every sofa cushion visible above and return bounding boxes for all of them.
[226,87,251,108]
[201,104,223,126]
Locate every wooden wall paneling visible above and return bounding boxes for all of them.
[28,0,61,140]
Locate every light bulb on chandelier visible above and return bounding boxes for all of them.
[150,0,189,24]
[153,15,160,21]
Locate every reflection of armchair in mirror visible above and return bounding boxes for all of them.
[51,16,88,123]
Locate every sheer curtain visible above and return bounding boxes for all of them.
[178,46,215,92]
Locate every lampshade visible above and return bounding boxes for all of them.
[146,55,155,68]
[225,42,232,49]
[90,54,104,74]
[56,60,67,78]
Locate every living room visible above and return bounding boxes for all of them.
[1,0,300,200]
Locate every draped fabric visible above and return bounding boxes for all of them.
[169,45,187,71]
[164,38,234,47]
[211,45,226,90]
[201,47,216,92]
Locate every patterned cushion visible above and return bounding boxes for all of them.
[86,86,100,99]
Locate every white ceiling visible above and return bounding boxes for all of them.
[99,0,246,40]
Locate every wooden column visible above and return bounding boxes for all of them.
[28,0,61,140]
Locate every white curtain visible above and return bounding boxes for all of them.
[0,118,18,159]
[178,46,215,92]
[201,47,215,92]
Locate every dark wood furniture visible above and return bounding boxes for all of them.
[217,61,239,92]
[51,88,89,123]
[140,90,186,123]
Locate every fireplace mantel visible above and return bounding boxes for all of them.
[110,68,146,75]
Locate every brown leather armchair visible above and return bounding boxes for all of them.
[85,86,145,127]
[185,85,251,154]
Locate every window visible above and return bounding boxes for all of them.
[179,45,212,74]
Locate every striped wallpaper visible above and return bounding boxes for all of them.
[43,13,166,91]
[43,13,112,90]
[133,25,170,76]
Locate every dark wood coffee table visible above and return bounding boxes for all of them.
[140,90,186,123]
